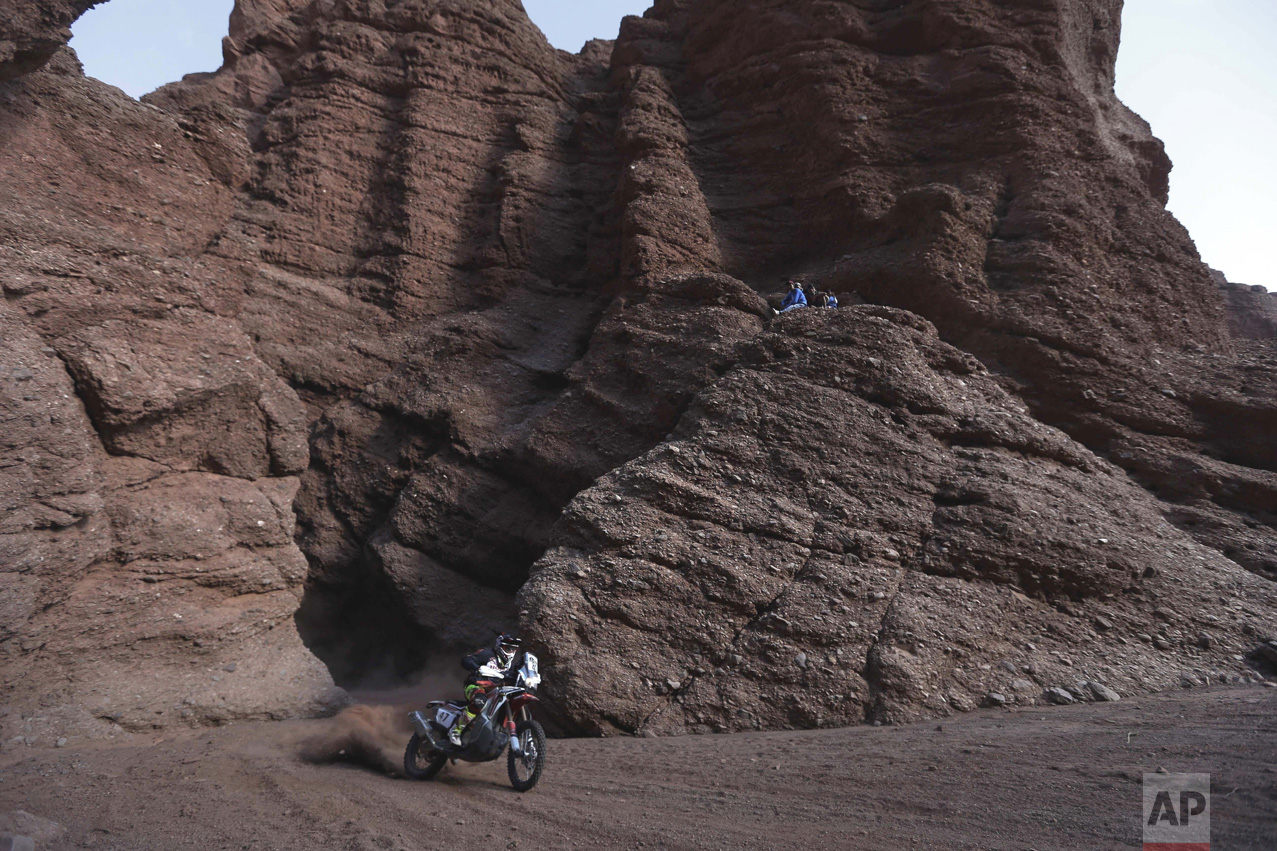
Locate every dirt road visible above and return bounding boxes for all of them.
[2,688,1274,850]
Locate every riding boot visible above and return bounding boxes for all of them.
[449,709,474,746]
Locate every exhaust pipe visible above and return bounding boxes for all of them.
[422,726,445,749]
[409,711,434,741]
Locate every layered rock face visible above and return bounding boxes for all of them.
[0,42,338,742]
[524,308,1277,731]
[1,0,1274,740]
[514,0,1277,729]
[0,0,95,83]
[1213,270,1277,342]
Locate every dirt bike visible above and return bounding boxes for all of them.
[403,652,546,792]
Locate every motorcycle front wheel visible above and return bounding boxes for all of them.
[507,719,546,792]
[403,733,448,780]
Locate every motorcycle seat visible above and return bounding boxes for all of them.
[428,700,466,710]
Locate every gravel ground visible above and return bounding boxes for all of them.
[1,687,1274,850]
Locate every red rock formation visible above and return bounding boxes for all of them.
[1214,269,1277,342]
[522,307,1277,731]
[0,47,339,743]
[1,0,1274,742]
[0,0,95,82]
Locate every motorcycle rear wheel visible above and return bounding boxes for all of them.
[403,733,448,780]
[507,719,546,792]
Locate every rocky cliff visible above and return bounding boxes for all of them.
[1,0,1274,744]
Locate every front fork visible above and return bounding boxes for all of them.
[507,704,530,754]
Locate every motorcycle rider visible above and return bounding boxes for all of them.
[449,633,524,746]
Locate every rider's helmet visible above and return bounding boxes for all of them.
[495,633,522,667]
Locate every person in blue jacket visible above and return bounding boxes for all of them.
[773,280,807,315]
[823,292,838,308]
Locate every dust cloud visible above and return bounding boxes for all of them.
[298,658,465,775]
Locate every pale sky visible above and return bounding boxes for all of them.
[70,0,1275,290]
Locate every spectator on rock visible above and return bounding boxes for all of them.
[823,292,838,308]
[773,280,807,315]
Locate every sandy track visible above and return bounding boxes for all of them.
[2,688,1274,850]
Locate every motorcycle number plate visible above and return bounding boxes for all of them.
[436,708,459,727]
